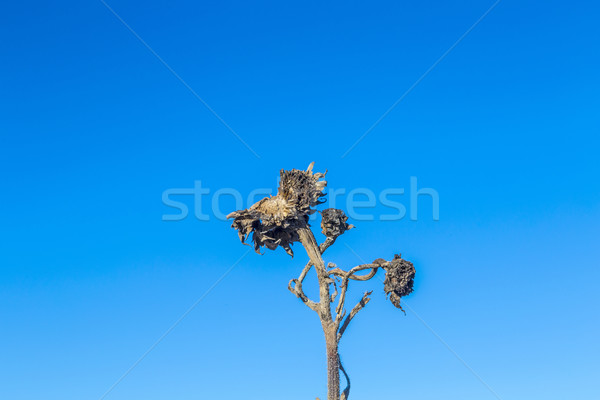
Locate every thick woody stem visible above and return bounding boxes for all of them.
[292,230,383,400]
[297,227,339,400]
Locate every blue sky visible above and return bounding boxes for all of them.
[1,1,599,399]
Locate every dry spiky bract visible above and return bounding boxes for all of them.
[227,163,416,400]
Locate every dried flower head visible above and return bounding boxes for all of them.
[227,162,326,257]
[278,163,327,214]
[383,254,415,309]
[320,208,354,239]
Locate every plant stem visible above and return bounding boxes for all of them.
[297,226,340,400]
[324,325,340,400]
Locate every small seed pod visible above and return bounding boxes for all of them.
[320,208,354,239]
[383,254,415,309]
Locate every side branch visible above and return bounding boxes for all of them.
[288,278,319,312]
[329,261,387,281]
[339,354,350,400]
[297,236,337,285]
[332,263,381,324]
[337,291,372,341]
[287,236,337,313]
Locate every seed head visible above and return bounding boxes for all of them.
[227,162,326,257]
[383,254,415,309]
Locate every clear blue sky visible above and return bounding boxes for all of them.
[1,1,599,399]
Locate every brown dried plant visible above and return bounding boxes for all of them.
[227,163,415,400]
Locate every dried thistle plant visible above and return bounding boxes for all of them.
[227,163,415,400]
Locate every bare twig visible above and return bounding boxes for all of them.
[332,263,381,324]
[335,280,349,319]
[297,236,337,285]
[288,278,319,312]
[288,236,338,313]
[338,291,373,341]
[330,262,386,281]
[339,354,351,400]
[331,279,338,303]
